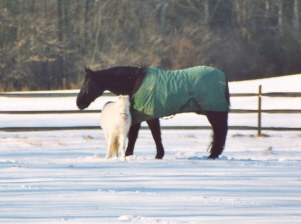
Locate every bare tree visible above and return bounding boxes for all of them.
[57,0,64,89]
[277,0,283,36]
[159,0,171,33]
[1,0,301,91]
[293,0,300,33]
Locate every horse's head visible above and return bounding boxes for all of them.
[76,67,105,110]
[117,95,131,121]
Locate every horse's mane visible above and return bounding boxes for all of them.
[136,63,149,76]
[132,64,149,95]
[83,64,149,96]
[136,63,148,69]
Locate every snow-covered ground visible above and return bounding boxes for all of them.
[1,74,301,223]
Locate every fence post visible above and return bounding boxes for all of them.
[257,85,262,136]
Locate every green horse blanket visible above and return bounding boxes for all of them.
[131,66,229,124]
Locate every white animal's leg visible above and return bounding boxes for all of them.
[114,140,119,157]
[104,132,109,147]
[119,134,126,159]
[109,134,118,158]
[106,135,114,159]
[104,132,109,142]
[106,146,112,159]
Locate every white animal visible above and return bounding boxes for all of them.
[100,95,131,159]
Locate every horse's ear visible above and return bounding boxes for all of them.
[84,67,93,77]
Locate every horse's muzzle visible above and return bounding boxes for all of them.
[77,104,87,110]
[120,113,128,121]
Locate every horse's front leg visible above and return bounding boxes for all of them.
[146,118,165,159]
[119,134,127,159]
[106,135,115,159]
[125,122,141,157]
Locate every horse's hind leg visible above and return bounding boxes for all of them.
[206,111,228,159]
[125,122,141,157]
[147,118,164,159]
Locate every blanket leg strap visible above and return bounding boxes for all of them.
[178,91,204,114]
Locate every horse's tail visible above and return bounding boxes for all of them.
[225,76,230,106]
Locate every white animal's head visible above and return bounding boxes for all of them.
[117,95,131,121]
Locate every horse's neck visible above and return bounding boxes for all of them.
[95,67,146,96]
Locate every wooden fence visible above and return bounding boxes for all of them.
[1,85,301,133]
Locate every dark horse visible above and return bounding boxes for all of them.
[76,65,230,159]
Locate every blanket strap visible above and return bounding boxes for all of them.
[178,91,204,113]
[161,91,204,120]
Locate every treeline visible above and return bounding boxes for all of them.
[1,0,301,91]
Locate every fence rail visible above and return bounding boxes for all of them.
[2,126,301,133]
[0,92,113,98]
[1,86,300,133]
[1,91,301,98]
[1,109,301,115]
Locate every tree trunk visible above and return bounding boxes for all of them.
[277,0,283,36]
[159,0,170,33]
[91,7,102,66]
[63,0,71,89]
[82,0,90,55]
[204,0,209,31]
[293,0,300,33]
[57,0,64,89]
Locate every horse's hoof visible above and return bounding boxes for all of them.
[125,152,133,157]
[155,153,164,159]
[208,154,219,159]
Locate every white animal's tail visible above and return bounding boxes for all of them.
[100,95,132,159]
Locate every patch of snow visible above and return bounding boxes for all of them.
[0,74,301,223]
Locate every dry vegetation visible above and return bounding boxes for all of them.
[1,0,301,91]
